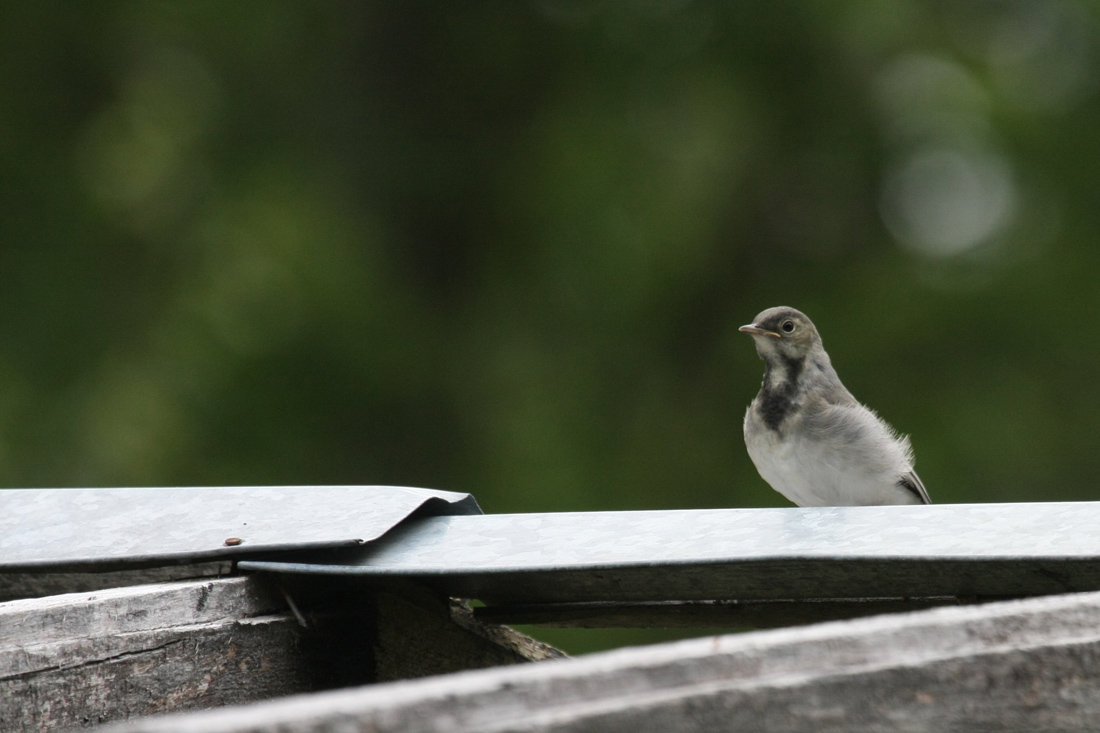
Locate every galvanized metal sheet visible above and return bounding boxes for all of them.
[0,486,480,570]
[241,502,1100,603]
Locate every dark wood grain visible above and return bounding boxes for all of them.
[103,589,1100,733]
[0,574,560,732]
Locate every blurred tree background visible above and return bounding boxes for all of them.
[2,0,1099,653]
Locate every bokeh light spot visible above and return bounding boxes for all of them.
[879,146,1017,257]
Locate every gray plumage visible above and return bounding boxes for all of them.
[740,306,930,507]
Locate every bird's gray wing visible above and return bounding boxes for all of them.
[899,470,931,504]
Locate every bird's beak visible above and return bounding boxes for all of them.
[739,324,781,339]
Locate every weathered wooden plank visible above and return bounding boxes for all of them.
[370,584,564,682]
[0,575,560,732]
[0,562,234,603]
[473,596,972,628]
[0,578,316,732]
[0,575,282,653]
[103,589,1100,732]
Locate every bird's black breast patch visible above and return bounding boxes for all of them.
[758,355,803,432]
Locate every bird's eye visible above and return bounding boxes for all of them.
[781,320,795,333]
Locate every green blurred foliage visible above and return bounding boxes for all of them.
[3,0,1100,653]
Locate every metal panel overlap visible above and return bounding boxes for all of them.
[0,486,480,570]
[240,502,1100,603]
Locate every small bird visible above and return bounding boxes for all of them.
[740,306,930,507]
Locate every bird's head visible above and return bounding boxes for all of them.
[739,306,823,361]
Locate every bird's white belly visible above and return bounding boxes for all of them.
[745,430,918,507]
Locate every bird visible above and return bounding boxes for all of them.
[739,306,930,507]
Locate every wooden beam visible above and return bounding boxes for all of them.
[102,589,1100,732]
[473,596,975,628]
[0,575,560,732]
[0,561,234,602]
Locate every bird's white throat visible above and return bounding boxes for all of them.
[764,357,799,393]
